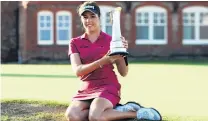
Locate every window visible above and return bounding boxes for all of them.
[56,11,72,45]
[183,6,208,45]
[37,11,53,45]
[135,6,167,45]
[100,6,115,35]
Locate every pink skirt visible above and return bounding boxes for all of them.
[72,85,121,107]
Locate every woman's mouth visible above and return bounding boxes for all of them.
[87,24,93,27]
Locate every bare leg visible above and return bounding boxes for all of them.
[65,100,91,121]
[88,97,136,121]
[102,108,136,120]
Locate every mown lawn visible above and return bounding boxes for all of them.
[1,62,208,121]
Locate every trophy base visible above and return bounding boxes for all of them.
[109,51,129,56]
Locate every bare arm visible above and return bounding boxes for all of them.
[70,36,128,77]
[70,52,124,77]
[115,57,128,77]
[70,53,106,77]
[114,36,129,77]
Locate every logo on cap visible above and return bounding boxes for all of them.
[84,5,95,10]
[79,4,100,16]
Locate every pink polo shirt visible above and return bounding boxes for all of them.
[68,31,121,106]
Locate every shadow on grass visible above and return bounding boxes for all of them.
[1,74,77,78]
[129,59,208,66]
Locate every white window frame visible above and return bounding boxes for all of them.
[135,6,168,45]
[100,6,115,35]
[183,6,208,45]
[56,11,72,45]
[37,11,53,45]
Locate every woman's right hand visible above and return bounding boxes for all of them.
[102,51,124,64]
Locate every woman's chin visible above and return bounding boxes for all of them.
[87,29,96,33]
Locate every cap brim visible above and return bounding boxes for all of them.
[80,9,97,16]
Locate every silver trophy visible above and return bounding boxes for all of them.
[109,7,128,56]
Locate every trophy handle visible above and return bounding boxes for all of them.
[109,52,129,56]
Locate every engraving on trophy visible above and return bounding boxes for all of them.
[109,7,128,56]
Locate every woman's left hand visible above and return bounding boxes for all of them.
[121,36,128,49]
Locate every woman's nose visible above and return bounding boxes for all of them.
[86,18,92,22]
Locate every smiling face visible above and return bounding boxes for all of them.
[81,11,100,33]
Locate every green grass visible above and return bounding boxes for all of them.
[1,99,152,121]
[0,99,154,121]
[129,59,208,66]
[1,73,76,78]
[1,99,208,121]
[1,113,65,121]
[1,99,68,107]
[1,99,67,121]
[1,62,208,121]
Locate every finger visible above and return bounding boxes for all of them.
[105,50,111,56]
[121,38,126,42]
[120,36,126,42]
[111,55,123,59]
[122,40,128,45]
[123,43,128,48]
[113,55,122,58]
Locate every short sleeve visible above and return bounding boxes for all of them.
[68,39,79,57]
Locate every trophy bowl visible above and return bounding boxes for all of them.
[109,7,129,56]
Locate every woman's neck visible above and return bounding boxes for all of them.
[86,29,101,43]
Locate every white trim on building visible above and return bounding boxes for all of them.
[183,6,208,45]
[37,11,54,45]
[56,11,72,45]
[135,6,168,45]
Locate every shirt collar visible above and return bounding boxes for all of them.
[80,33,88,39]
[80,31,105,40]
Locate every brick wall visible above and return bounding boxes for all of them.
[2,1,207,63]
[1,1,19,62]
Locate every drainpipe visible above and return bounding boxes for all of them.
[18,1,28,64]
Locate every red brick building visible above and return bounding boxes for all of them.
[3,1,208,63]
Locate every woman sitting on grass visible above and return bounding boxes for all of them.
[65,1,162,121]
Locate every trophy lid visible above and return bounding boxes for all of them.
[115,7,122,11]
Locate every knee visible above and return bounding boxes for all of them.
[88,114,107,121]
[65,107,82,121]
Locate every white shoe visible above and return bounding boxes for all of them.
[137,107,162,121]
[115,101,142,112]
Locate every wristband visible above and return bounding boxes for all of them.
[124,56,128,66]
